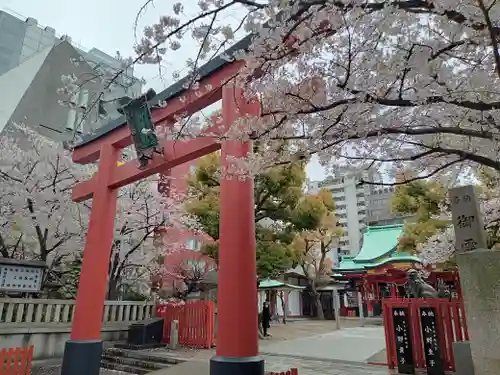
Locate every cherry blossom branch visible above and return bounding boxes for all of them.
[358,159,461,186]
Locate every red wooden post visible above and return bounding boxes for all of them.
[210,84,264,375]
[390,284,397,298]
[61,144,120,375]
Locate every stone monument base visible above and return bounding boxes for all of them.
[456,249,500,375]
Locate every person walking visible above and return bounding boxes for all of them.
[262,301,271,337]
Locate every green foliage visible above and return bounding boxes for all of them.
[290,189,342,278]
[391,180,447,219]
[55,256,82,299]
[391,180,449,253]
[186,193,220,240]
[292,189,333,231]
[256,226,295,279]
[186,153,305,279]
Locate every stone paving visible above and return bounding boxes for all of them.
[31,319,392,375]
[263,355,397,375]
[260,326,386,363]
[147,355,397,375]
[31,364,129,375]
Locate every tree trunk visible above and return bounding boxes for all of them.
[278,291,287,324]
[107,278,120,300]
[311,282,324,320]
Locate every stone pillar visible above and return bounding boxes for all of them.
[357,291,365,323]
[456,249,500,375]
[333,288,341,330]
[449,186,497,374]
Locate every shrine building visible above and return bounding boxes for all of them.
[333,224,461,317]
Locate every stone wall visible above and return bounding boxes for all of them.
[0,298,155,360]
[0,323,129,360]
[456,249,500,375]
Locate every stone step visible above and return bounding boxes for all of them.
[102,353,170,371]
[101,359,151,375]
[103,347,184,365]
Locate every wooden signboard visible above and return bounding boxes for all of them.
[392,307,415,374]
[420,307,445,375]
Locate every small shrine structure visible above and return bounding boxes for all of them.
[333,225,460,317]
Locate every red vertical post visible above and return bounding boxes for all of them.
[71,143,119,339]
[390,284,397,298]
[61,144,119,375]
[210,84,264,375]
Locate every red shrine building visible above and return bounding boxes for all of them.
[332,224,461,317]
[155,159,216,296]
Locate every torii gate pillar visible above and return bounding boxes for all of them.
[210,85,263,375]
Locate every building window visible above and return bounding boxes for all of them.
[330,188,344,194]
[186,239,201,251]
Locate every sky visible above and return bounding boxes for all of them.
[0,0,327,180]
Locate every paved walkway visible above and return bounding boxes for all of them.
[148,355,396,375]
[260,326,386,363]
[264,355,396,375]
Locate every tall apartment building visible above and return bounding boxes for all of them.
[366,186,405,226]
[308,169,380,257]
[0,9,142,139]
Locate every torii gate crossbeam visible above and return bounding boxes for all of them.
[61,57,263,375]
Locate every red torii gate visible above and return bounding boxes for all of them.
[61,53,264,375]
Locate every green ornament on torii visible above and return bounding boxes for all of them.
[117,88,163,169]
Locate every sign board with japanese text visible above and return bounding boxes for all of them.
[0,259,44,293]
[392,307,415,374]
[419,307,445,375]
[449,185,487,252]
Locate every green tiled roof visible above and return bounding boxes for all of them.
[336,256,359,271]
[334,224,422,273]
[355,225,404,262]
[258,279,305,290]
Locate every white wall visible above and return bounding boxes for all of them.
[257,290,302,317]
[287,291,301,316]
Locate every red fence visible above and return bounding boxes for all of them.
[267,368,298,375]
[156,300,216,348]
[383,299,469,372]
[0,346,33,375]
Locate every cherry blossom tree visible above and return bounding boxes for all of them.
[290,189,342,319]
[0,124,91,286]
[418,169,500,265]
[125,0,500,183]
[158,252,216,301]
[106,182,194,299]
[0,124,194,297]
[418,196,500,265]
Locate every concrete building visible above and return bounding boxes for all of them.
[0,8,142,136]
[308,169,380,258]
[366,186,405,226]
[155,149,216,299]
[0,41,102,140]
